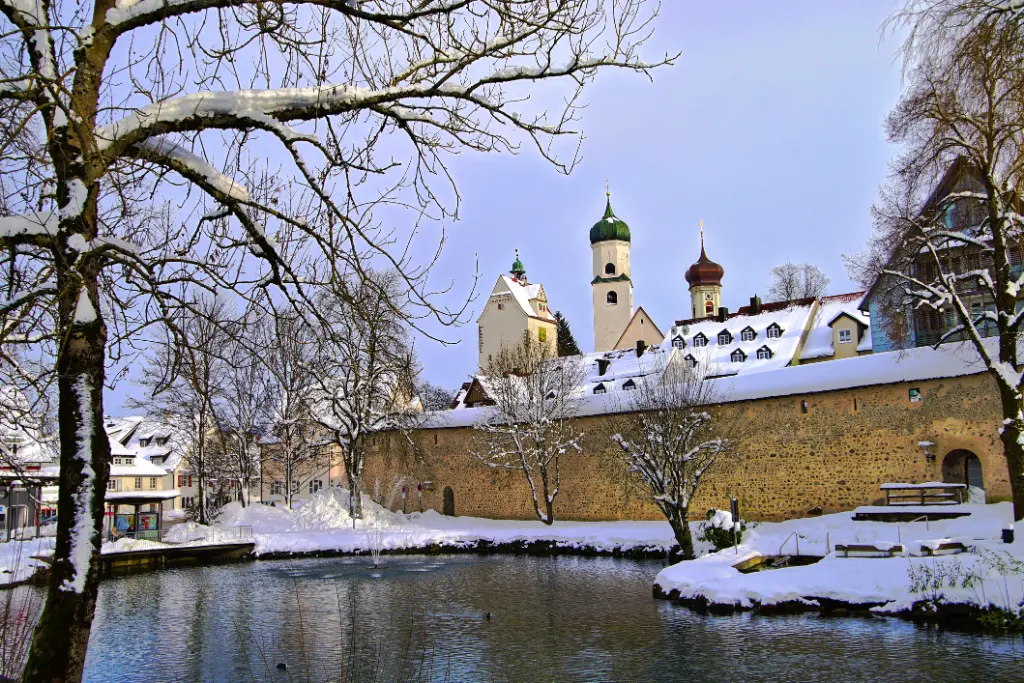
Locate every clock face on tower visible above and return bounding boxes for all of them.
[705,293,713,300]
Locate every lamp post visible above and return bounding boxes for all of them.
[918,440,936,463]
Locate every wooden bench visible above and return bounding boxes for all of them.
[881,482,966,506]
[835,543,904,558]
[917,541,967,557]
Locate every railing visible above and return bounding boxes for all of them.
[897,516,931,545]
[779,531,801,557]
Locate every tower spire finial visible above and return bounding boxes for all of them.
[605,179,610,198]
[699,219,705,251]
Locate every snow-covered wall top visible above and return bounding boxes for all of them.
[427,339,996,430]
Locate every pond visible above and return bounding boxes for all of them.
[79,555,1023,682]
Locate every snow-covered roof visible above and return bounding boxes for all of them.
[112,417,191,471]
[425,337,999,429]
[110,458,168,477]
[662,300,816,378]
[799,292,871,362]
[105,489,181,502]
[488,274,555,322]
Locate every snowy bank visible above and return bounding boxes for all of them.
[654,503,1023,620]
[213,488,683,557]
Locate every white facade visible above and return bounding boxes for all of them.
[477,263,557,370]
[591,238,634,352]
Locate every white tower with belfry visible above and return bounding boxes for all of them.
[590,187,634,351]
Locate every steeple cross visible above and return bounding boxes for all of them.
[605,179,610,197]
[699,219,705,247]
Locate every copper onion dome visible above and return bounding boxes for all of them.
[684,234,724,287]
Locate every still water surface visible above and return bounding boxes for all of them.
[82,555,1024,682]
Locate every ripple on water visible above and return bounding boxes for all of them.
[80,555,1024,683]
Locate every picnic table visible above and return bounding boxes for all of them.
[880,481,966,506]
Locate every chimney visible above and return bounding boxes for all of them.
[717,306,729,323]
[597,358,611,376]
[749,295,762,315]
[636,340,647,357]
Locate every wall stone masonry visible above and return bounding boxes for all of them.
[362,371,1008,522]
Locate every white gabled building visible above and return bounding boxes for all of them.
[477,251,557,369]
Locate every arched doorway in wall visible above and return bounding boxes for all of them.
[942,449,984,490]
[443,487,455,517]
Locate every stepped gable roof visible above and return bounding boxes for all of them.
[589,196,631,244]
[684,238,724,288]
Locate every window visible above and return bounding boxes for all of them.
[730,349,746,363]
[114,458,122,465]
[838,328,853,344]
[309,479,323,494]
[546,391,556,400]
[717,330,732,345]
[149,477,157,489]
[692,333,707,348]
[671,336,685,349]
[107,480,117,491]
[478,327,484,352]
[497,303,504,310]
[685,355,697,369]
[271,481,283,496]
[156,437,168,446]
[539,327,547,342]
[607,291,618,305]
[909,388,922,403]
[605,262,616,275]
[134,477,142,489]
[139,438,150,447]
[741,327,756,342]
[705,300,714,315]
[853,398,859,412]
[766,323,782,339]
[800,400,808,414]
[622,379,636,391]
[177,474,185,487]
[593,383,607,395]
[756,346,772,360]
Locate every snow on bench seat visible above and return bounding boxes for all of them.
[834,542,904,558]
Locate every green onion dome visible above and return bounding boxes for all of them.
[589,196,631,244]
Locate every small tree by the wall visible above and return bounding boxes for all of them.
[472,333,586,525]
[610,365,736,559]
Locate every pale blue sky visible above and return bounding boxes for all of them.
[410,0,906,393]
[107,0,906,412]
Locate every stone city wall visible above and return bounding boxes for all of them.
[361,371,1008,522]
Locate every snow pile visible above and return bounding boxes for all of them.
[102,537,167,554]
[163,521,211,543]
[654,503,1022,612]
[708,509,733,529]
[0,537,56,585]
[292,488,403,530]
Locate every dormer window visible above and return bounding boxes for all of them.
[593,383,607,395]
[693,333,708,347]
[730,349,746,363]
[607,291,618,305]
[139,438,150,447]
[156,437,168,446]
[685,354,697,369]
[741,327,756,342]
[622,379,636,391]
[766,323,782,339]
[838,329,853,344]
[605,262,616,275]
[717,330,732,345]
[671,336,685,349]
[756,346,773,360]
[546,391,556,400]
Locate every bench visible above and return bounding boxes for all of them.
[915,540,967,557]
[835,543,904,558]
[881,482,966,506]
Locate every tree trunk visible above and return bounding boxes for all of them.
[539,469,554,526]
[345,464,363,519]
[997,386,1024,520]
[668,507,695,560]
[22,276,110,683]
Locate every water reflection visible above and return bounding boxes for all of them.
[79,555,1024,682]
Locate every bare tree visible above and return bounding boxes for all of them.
[263,315,326,510]
[766,262,830,303]
[854,2,1024,518]
[610,365,733,559]
[417,381,455,412]
[133,297,229,524]
[309,271,418,520]
[473,333,586,525]
[0,1,673,678]
[216,314,274,507]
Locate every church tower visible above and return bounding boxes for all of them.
[685,223,725,319]
[591,190,633,351]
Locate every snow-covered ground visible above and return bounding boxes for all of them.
[209,488,680,556]
[655,503,1023,615]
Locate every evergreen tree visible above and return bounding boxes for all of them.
[554,311,582,357]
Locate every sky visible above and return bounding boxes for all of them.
[107,0,907,413]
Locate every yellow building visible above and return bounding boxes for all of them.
[476,252,557,369]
